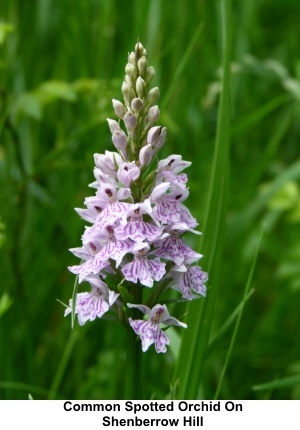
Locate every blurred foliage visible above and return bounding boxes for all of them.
[0,0,299,400]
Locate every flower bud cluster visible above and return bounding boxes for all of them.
[65,42,208,353]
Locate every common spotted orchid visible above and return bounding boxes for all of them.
[65,42,208,354]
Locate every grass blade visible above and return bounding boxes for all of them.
[71,275,79,329]
[253,374,300,391]
[229,158,300,239]
[0,381,50,398]
[214,226,264,399]
[173,0,232,399]
[206,288,255,357]
[161,22,204,110]
[232,94,289,138]
[48,330,78,400]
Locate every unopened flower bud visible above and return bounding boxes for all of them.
[147,126,162,145]
[122,81,131,107]
[107,118,122,134]
[135,42,146,58]
[137,56,147,77]
[128,52,137,66]
[112,99,125,119]
[146,87,160,106]
[94,153,112,173]
[125,63,137,81]
[145,66,155,84]
[124,111,137,131]
[112,130,127,154]
[146,106,160,125]
[131,97,144,113]
[136,77,146,99]
[139,144,153,166]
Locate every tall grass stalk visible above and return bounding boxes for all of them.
[48,330,78,400]
[173,0,232,399]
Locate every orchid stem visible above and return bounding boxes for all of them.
[125,282,143,399]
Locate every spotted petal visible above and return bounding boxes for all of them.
[128,319,169,353]
[154,236,202,266]
[171,265,208,299]
[122,258,165,287]
[65,289,109,326]
[115,220,162,243]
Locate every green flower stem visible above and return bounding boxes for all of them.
[125,282,143,399]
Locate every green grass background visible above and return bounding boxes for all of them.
[1,0,300,400]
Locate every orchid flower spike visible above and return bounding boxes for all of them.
[65,41,208,354]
